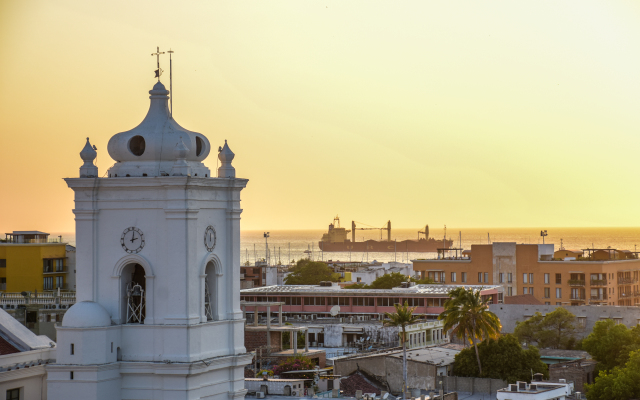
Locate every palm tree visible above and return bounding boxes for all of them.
[439,287,501,376]
[384,301,420,400]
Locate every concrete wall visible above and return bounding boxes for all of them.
[333,354,437,394]
[490,303,640,338]
[441,376,507,395]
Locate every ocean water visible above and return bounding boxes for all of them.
[53,227,640,266]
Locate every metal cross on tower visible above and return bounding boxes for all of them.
[151,46,165,80]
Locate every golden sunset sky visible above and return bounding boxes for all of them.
[1,1,640,233]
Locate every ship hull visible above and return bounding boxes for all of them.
[318,238,453,252]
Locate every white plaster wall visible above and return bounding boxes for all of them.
[492,243,517,295]
[0,369,47,400]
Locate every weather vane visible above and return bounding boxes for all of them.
[151,46,165,81]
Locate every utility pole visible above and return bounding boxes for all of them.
[264,232,270,265]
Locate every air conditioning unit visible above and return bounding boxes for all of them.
[256,392,265,399]
[529,384,537,391]
[575,392,582,399]
[518,382,526,391]
[509,384,518,392]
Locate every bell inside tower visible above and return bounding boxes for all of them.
[122,263,146,324]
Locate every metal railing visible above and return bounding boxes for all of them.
[43,266,67,274]
[568,279,585,287]
[590,280,607,286]
[590,296,606,301]
[618,277,638,285]
[2,238,64,244]
[570,295,586,300]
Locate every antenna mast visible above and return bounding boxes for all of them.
[167,49,174,117]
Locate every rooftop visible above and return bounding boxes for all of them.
[241,284,501,296]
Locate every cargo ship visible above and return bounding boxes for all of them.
[318,216,453,252]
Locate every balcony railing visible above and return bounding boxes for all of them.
[0,291,76,307]
[570,295,586,300]
[568,279,585,287]
[590,279,607,286]
[618,277,638,285]
[43,266,67,274]
[590,296,607,301]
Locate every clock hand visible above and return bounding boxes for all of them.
[130,232,136,243]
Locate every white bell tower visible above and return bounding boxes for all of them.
[47,77,251,400]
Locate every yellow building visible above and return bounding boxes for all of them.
[0,231,75,292]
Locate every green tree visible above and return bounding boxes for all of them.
[344,283,367,289]
[453,335,548,382]
[368,272,411,289]
[439,287,501,376]
[284,260,338,285]
[585,350,640,400]
[514,308,578,349]
[410,276,436,285]
[384,301,420,400]
[582,319,640,372]
[272,355,316,379]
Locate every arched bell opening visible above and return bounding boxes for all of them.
[204,261,217,321]
[121,263,147,324]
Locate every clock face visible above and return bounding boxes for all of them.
[121,227,145,254]
[205,226,216,252]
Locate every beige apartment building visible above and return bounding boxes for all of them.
[413,243,640,306]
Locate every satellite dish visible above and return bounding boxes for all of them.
[330,305,340,317]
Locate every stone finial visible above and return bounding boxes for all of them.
[80,137,99,178]
[172,136,191,176]
[217,140,235,178]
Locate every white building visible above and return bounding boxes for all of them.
[0,308,56,400]
[350,262,413,286]
[497,380,574,400]
[46,77,252,399]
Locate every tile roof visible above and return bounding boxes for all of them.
[241,284,501,296]
[0,336,19,355]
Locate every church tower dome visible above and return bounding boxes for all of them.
[106,81,211,177]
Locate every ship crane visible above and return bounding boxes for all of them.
[351,220,391,242]
[418,225,430,240]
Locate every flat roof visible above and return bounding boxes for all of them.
[5,231,49,235]
[241,284,501,296]
[341,345,460,366]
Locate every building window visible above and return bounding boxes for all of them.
[404,298,424,307]
[545,302,550,305]
[352,297,374,307]
[544,288,550,298]
[328,297,349,306]
[43,277,53,290]
[5,388,20,400]
[499,273,503,283]
[451,272,456,282]
[556,273,562,284]
[523,287,528,295]
[461,272,467,283]
[0,259,6,268]
[578,317,587,328]
[556,288,562,299]
[507,287,513,296]
[508,273,513,283]
[70,343,74,355]
[529,273,534,284]
[284,297,302,306]
[478,272,482,283]
[556,302,562,305]
[440,272,446,283]
[523,273,528,284]
[484,273,489,283]
[376,298,400,307]
[55,276,64,289]
[70,371,74,380]
[304,297,326,306]
[544,273,550,284]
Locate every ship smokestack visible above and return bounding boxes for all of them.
[388,220,391,242]
[352,221,355,243]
